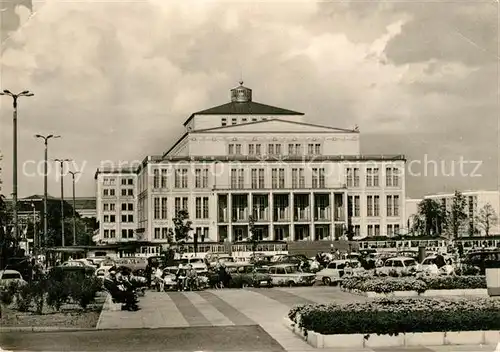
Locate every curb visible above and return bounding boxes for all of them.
[0,327,95,333]
[95,293,112,329]
[284,317,500,348]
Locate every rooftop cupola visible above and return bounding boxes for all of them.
[230,81,252,103]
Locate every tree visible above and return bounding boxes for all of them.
[476,203,498,236]
[63,216,97,246]
[168,209,192,256]
[44,199,75,247]
[448,190,468,239]
[413,199,445,236]
[247,215,259,256]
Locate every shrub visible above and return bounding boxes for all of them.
[0,287,14,306]
[46,278,70,311]
[30,280,46,314]
[422,276,486,290]
[15,283,33,312]
[341,277,427,294]
[341,275,487,294]
[290,297,500,335]
[68,276,102,310]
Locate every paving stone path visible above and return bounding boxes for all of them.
[97,286,496,352]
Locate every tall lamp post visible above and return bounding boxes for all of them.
[31,203,37,253]
[68,171,80,246]
[35,134,60,248]
[54,158,72,247]
[0,90,34,243]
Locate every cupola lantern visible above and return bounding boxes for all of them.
[230,81,252,103]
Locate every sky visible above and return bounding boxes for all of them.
[0,0,498,199]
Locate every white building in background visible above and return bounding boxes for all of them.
[405,198,422,231]
[406,190,500,236]
[95,82,406,246]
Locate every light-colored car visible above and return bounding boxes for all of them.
[268,264,315,287]
[377,256,418,276]
[75,258,97,268]
[0,270,27,287]
[315,260,349,285]
[187,258,209,273]
[87,257,107,267]
[418,256,455,275]
[95,267,110,280]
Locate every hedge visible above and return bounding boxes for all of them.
[289,297,500,335]
[341,276,486,294]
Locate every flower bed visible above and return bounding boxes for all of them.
[0,273,104,329]
[341,276,486,294]
[288,297,500,336]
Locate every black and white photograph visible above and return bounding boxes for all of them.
[0,0,499,351]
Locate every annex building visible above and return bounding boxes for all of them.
[95,82,406,250]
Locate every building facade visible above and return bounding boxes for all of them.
[95,83,406,244]
[406,190,500,236]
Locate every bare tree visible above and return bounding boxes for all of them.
[476,203,498,236]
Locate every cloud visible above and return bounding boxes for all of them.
[0,0,497,199]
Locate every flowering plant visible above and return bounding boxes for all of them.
[290,297,500,335]
[341,276,486,294]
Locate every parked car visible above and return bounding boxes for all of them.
[268,264,315,287]
[114,257,147,274]
[87,257,107,267]
[224,263,273,288]
[376,256,418,276]
[61,261,96,275]
[187,258,209,273]
[4,257,31,281]
[75,258,97,268]
[161,267,180,290]
[315,260,349,285]
[463,249,500,275]
[0,270,27,287]
[95,267,110,281]
[417,255,455,275]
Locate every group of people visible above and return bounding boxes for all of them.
[152,264,200,291]
[103,268,140,310]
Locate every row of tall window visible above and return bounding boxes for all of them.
[103,214,134,223]
[232,168,326,189]
[153,196,209,220]
[229,143,322,156]
[152,168,209,189]
[152,227,209,240]
[346,167,400,188]
[153,228,170,240]
[140,166,402,191]
[102,177,134,186]
[347,195,400,217]
[103,188,134,197]
[103,203,134,212]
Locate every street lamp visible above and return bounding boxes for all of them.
[68,171,80,246]
[31,203,37,252]
[35,134,60,248]
[0,90,34,242]
[54,158,72,247]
